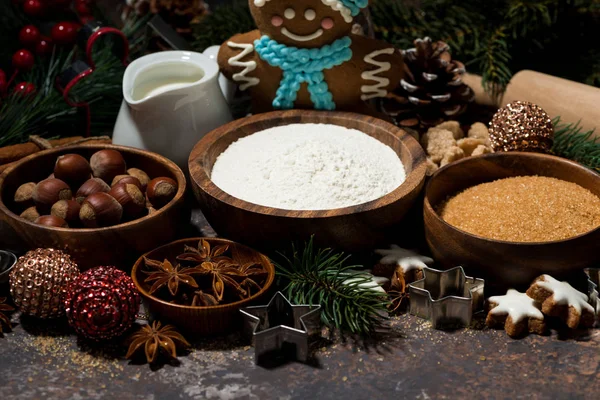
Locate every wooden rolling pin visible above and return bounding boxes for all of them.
[464,70,600,134]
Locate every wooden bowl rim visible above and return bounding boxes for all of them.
[424,151,600,246]
[189,110,427,218]
[0,144,186,233]
[131,237,276,311]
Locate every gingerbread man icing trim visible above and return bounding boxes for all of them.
[227,42,260,91]
[361,48,395,100]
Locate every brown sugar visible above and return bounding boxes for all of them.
[439,176,600,242]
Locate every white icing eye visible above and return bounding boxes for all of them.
[284,8,295,19]
[304,8,316,21]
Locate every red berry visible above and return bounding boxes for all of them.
[22,0,44,17]
[35,36,54,56]
[75,2,92,15]
[12,49,35,71]
[13,82,36,96]
[19,25,41,47]
[51,22,81,45]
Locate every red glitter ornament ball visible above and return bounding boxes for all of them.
[64,266,140,340]
[13,82,36,96]
[23,0,44,17]
[12,49,35,71]
[19,25,40,47]
[51,22,81,45]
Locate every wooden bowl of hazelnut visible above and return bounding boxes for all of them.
[0,145,188,270]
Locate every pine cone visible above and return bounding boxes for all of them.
[381,37,475,132]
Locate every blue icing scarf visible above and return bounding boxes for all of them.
[254,35,352,110]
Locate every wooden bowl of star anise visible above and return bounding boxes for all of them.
[131,237,275,335]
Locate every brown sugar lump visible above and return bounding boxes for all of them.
[526,275,595,329]
[468,122,491,143]
[471,144,491,156]
[457,138,488,156]
[486,289,546,338]
[440,146,465,167]
[435,121,464,140]
[424,129,456,163]
[425,158,439,176]
[439,176,600,242]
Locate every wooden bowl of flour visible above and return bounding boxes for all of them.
[188,110,427,252]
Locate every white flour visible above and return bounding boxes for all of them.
[211,123,406,210]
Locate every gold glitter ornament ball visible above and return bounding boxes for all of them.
[489,100,554,153]
[9,248,80,318]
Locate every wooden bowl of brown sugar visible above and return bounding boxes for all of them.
[424,152,600,290]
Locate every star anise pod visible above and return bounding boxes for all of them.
[176,239,232,265]
[237,262,268,297]
[191,290,219,307]
[144,258,203,297]
[191,260,247,301]
[126,321,190,364]
[0,297,15,335]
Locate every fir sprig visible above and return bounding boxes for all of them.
[274,237,389,336]
[552,117,600,172]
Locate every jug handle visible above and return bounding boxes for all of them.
[203,45,237,104]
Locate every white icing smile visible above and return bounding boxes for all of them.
[281,27,323,42]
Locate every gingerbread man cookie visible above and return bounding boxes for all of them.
[217,0,403,113]
[526,274,595,329]
[486,289,546,338]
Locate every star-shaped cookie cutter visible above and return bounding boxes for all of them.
[585,268,600,318]
[408,266,485,329]
[240,292,321,364]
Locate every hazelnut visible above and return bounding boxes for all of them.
[33,178,72,212]
[127,168,150,191]
[146,177,177,208]
[51,199,81,224]
[54,154,91,186]
[109,183,145,216]
[80,192,123,227]
[75,178,111,203]
[90,149,126,183]
[20,206,40,222]
[111,175,143,191]
[35,215,69,228]
[14,182,36,208]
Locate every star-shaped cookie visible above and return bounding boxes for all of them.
[526,275,595,329]
[486,289,546,338]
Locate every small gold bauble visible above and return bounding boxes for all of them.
[9,248,80,319]
[489,100,554,153]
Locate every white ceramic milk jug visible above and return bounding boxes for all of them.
[113,50,233,168]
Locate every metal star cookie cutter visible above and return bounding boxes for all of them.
[408,266,485,329]
[584,268,600,318]
[240,292,321,364]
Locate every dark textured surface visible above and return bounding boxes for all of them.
[1,209,599,399]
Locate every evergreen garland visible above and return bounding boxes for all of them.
[0,2,149,143]
[274,237,389,336]
[192,0,255,52]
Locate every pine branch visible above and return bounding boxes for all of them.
[552,117,600,172]
[191,0,255,51]
[478,26,512,103]
[274,237,389,336]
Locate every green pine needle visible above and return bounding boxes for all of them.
[552,117,600,172]
[274,237,389,336]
